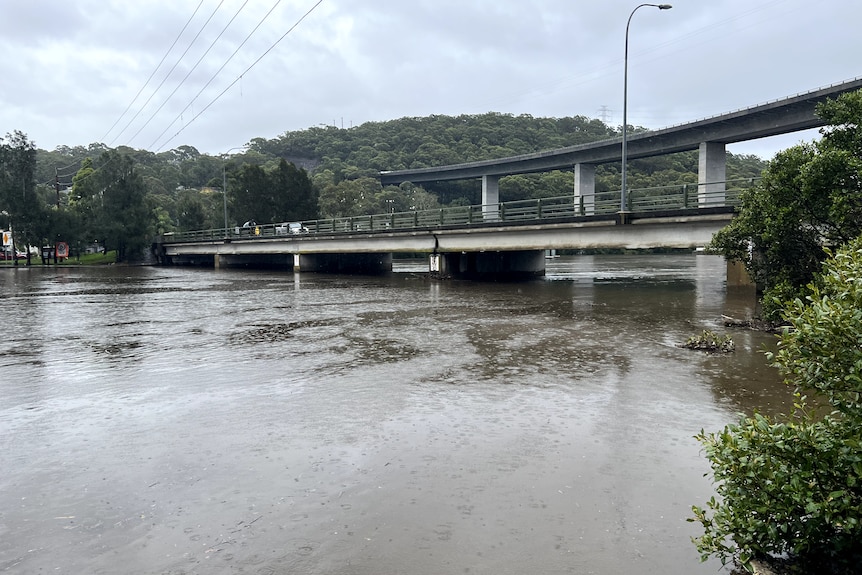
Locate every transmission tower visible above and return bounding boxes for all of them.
[597,105,613,125]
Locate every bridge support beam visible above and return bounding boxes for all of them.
[295,252,393,275]
[698,142,726,207]
[573,163,596,215]
[482,175,500,221]
[436,250,545,280]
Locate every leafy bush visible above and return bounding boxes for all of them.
[691,237,862,573]
[683,330,734,353]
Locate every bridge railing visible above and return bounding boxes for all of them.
[161,178,758,243]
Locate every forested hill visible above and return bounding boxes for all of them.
[32,112,767,232]
[246,112,766,204]
[248,113,620,173]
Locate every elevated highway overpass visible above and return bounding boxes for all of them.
[379,77,862,215]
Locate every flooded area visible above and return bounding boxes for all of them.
[0,255,788,574]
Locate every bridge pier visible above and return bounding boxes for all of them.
[436,250,545,280]
[698,142,726,206]
[726,259,755,288]
[295,253,393,275]
[482,175,500,221]
[573,163,596,215]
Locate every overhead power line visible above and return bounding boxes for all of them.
[99,0,206,144]
[146,0,285,150]
[127,0,253,148]
[108,0,227,147]
[154,0,326,152]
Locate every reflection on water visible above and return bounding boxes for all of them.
[0,255,787,574]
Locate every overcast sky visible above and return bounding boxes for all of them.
[0,0,858,160]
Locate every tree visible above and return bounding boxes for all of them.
[281,160,318,221]
[270,158,318,222]
[175,189,207,231]
[229,163,269,225]
[318,177,382,218]
[692,237,862,573]
[72,151,151,262]
[709,89,862,319]
[0,131,43,262]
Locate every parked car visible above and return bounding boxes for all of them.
[276,222,308,235]
[0,250,26,260]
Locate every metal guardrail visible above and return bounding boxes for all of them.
[161,178,758,243]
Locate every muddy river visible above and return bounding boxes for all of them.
[0,255,788,574]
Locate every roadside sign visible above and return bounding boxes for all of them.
[2,231,11,247]
[56,242,69,259]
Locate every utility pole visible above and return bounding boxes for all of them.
[55,168,61,207]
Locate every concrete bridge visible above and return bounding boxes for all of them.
[158,78,861,281]
[157,185,743,280]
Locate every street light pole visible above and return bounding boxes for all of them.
[621,3,672,215]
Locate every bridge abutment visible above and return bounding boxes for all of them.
[437,250,545,280]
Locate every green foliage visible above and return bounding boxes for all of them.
[250,113,764,207]
[709,89,862,320]
[692,236,862,572]
[72,150,151,262]
[0,131,44,255]
[683,330,734,353]
[773,242,862,415]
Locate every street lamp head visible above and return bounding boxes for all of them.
[658,4,672,9]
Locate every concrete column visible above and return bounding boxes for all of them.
[482,175,500,221]
[573,163,596,216]
[214,254,221,270]
[726,259,755,288]
[698,142,726,206]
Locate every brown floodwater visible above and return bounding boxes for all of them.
[0,255,788,574]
